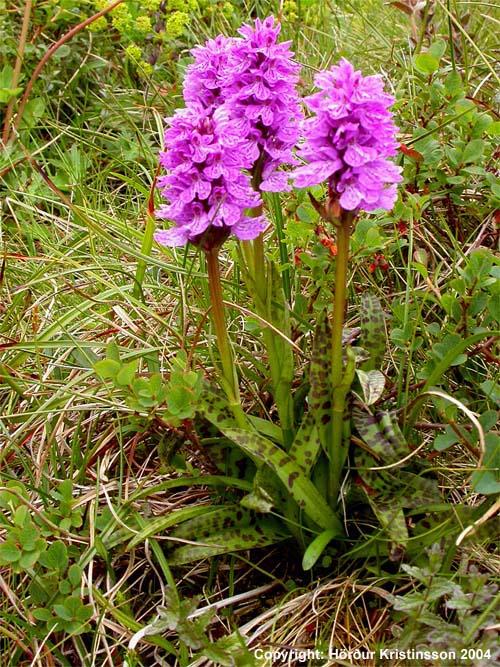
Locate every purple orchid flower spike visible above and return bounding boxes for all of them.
[154,105,266,251]
[293,59,403,214]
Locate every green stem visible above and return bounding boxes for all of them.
[2,0,32,145]
[205,247,247,428]
[270,192,292,303]
[133,212,155,301]
[252,232,266,302]
[249,207,294,448]
[331,214,352,388]
[329,212,354,505]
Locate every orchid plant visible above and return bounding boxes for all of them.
[151,16,436,568]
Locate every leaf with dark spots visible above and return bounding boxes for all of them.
[225,429,343,533]
[359,294,386,371]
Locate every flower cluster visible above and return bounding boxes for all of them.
[221,16,302,192]
[183,17,302,191]
[154,106,265,249]
[155,16,302,248]
[183,34,235,109]
[293,59,402,212]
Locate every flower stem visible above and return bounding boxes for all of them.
[329,211,354,505]
[248,231,295,448]
[205,247,247,428]
[252,232,266,302]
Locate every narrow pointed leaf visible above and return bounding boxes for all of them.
[302,529,338,570]
[359,294,385,371]
[289,410,320,474]
[224,429,343,532]
[168,524,286,565]
[124,506,212,551]
[308,314,333,451]
[170,506,253,541]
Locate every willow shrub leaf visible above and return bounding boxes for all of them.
[470,432,500,495]
[359,293,385,371]
[224,429,343,533]
[414,52,440,75]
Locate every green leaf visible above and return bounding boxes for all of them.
[13,504,29,527]
[20,98,46,128]
[53,603,74,621]
[307,314,333,451]
[289,411,320,475]
[57,479,74,503]
[115,360,138,386]
[356,369,385,406]
[0,65,22,103]
[170,506,253,540]
[434,427,459,452]
[167,384,195,418]
[32,608,53,622]
[68,563,82,588]
[94,358,120,379]
[423,331,498,389]
[0,542,21,564]
[240,486,275,512]
[38,541,68,571]
[106,341,121,362]
[59,580,72,595]
[428,39,447,59]
[461,139,483,164]
[19,550,41,569]
[414,53,439,75]
[353,407,407,462]
[296,202,319,224]
[471,433,500,495]
[302,529,337,570]
[168,523,286,565]
[124,505,212,551]
[225,429,343,533]
[368,501,408,554]
[198,387,239,431]
[479,380,499,404]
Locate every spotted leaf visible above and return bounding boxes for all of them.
[168,520,287,565]
[308,313,333,452]
[224,429,343,533]
[359,294,386,371]
[289,411,320,475]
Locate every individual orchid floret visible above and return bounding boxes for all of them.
[293,59,402,212]
[154,105,266,250]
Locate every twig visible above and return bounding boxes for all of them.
[1,0,33,144]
